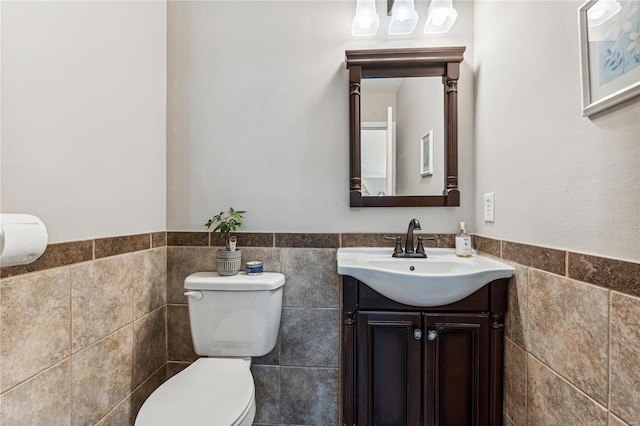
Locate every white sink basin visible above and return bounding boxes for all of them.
[337,247,515,307]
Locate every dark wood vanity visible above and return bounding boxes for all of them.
[341,275,509,426]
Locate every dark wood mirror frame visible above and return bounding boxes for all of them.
[346,46,466,207]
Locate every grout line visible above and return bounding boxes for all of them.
[526,351,608,411]
[0,357,70,396]
[95,362,167,425]
[524,327,528,425]
[164,304,169,369]
[68,265,74,423]
[607,290,612,413]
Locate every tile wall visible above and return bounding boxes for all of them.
[0,233,167,425]
[164,231,456,426]
[165,232,342,426]
[2,230,638,426]
[474,236,640,426]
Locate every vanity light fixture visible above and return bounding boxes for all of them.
[352,0,380,36]
[586,0,621,26]
[351,0,458,37]
[387,0,419,35]
[423,0,458,34]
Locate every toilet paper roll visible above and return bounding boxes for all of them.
[0,214,48,267]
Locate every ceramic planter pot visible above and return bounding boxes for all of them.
[216,249,242,276]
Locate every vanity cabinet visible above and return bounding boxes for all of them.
[341,275,509,426]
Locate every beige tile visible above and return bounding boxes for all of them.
[281,248,338,308]
[166,361,191,379]
[527,269,609,404]
[166,246,216,304]
[132,366,166,421]
[239,247,281,273]
[95,396,133,426]
[503,413,516,426]
[133,307,167,388]
[505,262,528,349]
[166,304,198,362]
[72,326,134,425]
[504,338,526,425]
[133,248,167,319]
[71,255,133,352]
[609,413,630,426]
[527,356,607,425]
[0,360,71,425]
[610,292,640,424]
[0,268,70,392]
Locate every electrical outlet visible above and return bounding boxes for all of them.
[484,192,495,222]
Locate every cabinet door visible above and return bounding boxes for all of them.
[424,314,490,426]
[356,311,422,426]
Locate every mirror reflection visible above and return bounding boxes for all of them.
[360,77,444,196]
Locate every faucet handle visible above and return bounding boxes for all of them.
[384,236,404,256]
[416,237,425,255]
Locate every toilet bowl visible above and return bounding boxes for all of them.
[135,272,285,426]
[135,358,255,426]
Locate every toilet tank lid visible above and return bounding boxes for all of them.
[185,271,285,290]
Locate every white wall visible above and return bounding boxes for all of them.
[1,1,167,243]
[474,1,640,261]
[396,77,444,195]
[167,0,476,234]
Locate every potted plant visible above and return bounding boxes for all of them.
[205,207,246,276]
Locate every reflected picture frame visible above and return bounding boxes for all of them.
[579,0,640,116]
[420,130,433,177]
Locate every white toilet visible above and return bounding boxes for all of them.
[135,271,285,426]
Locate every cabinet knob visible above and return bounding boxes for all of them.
[414,329,423,340]
[427,330,438,341]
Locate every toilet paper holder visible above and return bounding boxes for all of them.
[0,214,49,267]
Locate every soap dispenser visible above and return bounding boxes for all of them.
[455,222,472,257]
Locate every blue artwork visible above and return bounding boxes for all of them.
[595,0,640,86]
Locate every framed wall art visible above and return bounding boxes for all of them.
[420,130,433,177]
[579,0,640,116]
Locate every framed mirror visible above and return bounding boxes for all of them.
[346,47,465,207]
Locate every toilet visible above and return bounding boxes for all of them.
[135,271,285,426]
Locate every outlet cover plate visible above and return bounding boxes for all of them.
[484,192,495,222]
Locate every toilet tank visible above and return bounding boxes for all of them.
[184,272,285,357]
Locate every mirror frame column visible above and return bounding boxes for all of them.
[349,66,363,206]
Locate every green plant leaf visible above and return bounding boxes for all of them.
[204,207,246,249]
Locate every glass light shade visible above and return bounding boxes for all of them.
[424,0,458,34]
[587,0,621,26]
[352,0,380,36]
[388,0,419,35]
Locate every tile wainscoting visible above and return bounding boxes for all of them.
[0,232,167,425]
[474,236,640,426]
[165,232,456,425]
[1,231,638,425]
